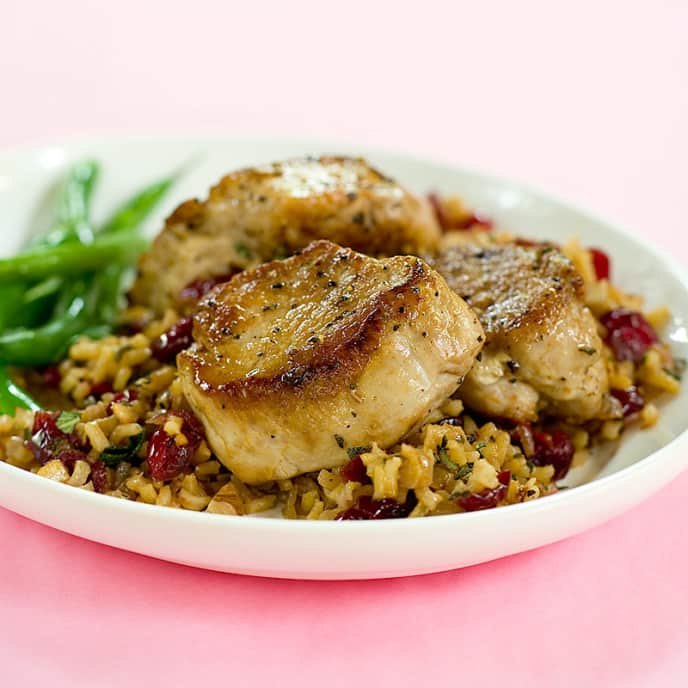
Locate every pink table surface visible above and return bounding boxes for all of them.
[2,1,688,686]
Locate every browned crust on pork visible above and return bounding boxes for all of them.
[178,241,426,402]
[165,198,206,228]
[130,156,442,314]
[427,244,583,340]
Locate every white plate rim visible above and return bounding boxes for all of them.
[0,132,687,578]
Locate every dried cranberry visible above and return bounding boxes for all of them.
[427,193,492,231]
[340,455,370,483]
[464,213,493,230]
[42,366,61,388]
[179,272,236,304]
[531,430,574,480]
[600,309,658,363]
[57,449,89,469]
[511,423,535,458]
[28,412,68,465]
[151,317,194,363]
[336,493,417,521]
[90,381,114,398]
[589,248,610,280]
[611,386,645,418]
[458,470,510,512]
[110,389,138,406]
[146,411,205,481]
[90,461,109,493]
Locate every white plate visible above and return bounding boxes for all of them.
[1,135,687,580]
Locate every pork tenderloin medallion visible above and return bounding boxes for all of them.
[428,243,613,423]
[130,156,441,315]
[178,240,483,484]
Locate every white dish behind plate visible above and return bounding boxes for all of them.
[0,135,686,579]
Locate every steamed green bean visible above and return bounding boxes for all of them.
[100,173,178,235]
[0,365,39,414]
[0,234,148,283]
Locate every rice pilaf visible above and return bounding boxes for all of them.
[0,195,681,520]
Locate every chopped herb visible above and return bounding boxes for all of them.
[454,462,474,480]
[114,461,131,487]
[347,445,372,459]
[475,441,487,456]
[664,367,681,381]
[526,460,535,470]
[437,445,460,472]
[577,344,597,355]
[665,357,686,381]
[56,410,80,434]
[334,434,345,449]
[556,484,570,490]
[234,242,252,259]
[100,433,144,467]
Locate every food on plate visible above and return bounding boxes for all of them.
[178,239,483,483]
[428,243,612,423]
[0,156,682,520]
[130,156,441,315]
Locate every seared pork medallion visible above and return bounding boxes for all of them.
[130,156,441,315]
[178,240,483,484]
[428,244,612,423]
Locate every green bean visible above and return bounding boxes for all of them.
[22,276,63,304]
[0,285,28,330]
[0,234,148,283]
[100,173,178,235]
[6,160,100,320]
[35,159,99,248]
[20,169,174,308]
[0,365,39,414]
[0,165,177,373]
[0,161,108,406]
[0,263,131,367]
[92,263,128,326]
[0,277,95,366]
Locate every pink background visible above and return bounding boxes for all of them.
[2,1,688,685]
